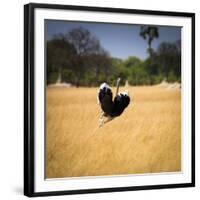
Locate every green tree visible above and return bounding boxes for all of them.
[47,34,76,84]
[86,48,111,86]
[66,27,105,87]
[156,41,181,82]
[124,56,141,68]
[140,26,159,56]
[139,26,159,84]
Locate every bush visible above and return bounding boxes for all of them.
[167,71,177,83]
[62,69,76,84]
[47,72,59,84]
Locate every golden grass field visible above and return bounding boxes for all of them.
[46,85,181,178]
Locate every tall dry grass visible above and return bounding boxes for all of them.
[46,85,181,178]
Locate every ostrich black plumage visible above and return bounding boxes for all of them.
[98,78,130,127]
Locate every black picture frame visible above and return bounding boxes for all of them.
[24,3,195,197]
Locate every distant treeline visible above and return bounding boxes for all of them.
[47,26,181,87]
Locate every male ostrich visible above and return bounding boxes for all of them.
[98,78,130,127]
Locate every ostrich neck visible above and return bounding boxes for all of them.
[116,78,121,96]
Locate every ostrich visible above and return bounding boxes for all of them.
[97,78,130,127]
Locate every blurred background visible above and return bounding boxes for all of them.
[46,20,181,87]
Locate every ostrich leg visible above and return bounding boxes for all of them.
[99,111,105,127]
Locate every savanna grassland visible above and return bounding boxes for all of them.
[46,85,181,178]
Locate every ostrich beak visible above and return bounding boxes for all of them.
[117,77,121,83]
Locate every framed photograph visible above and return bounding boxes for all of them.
[24,3,195,197]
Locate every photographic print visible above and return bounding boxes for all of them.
[24,3,195,197]
[45,21,182,178]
